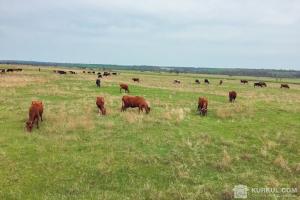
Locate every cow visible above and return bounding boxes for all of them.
[132,78,140,82]
[121,95,150,114]
[0,69,5,73]
[198,97,208,116]
[69,71,76,74]
[120,83,129,93]
[92,71,95,74]
[96,79,101,87]
[16,68,22,72]
[241,80,248,84]
[97,72,102,75]
[229,91,237,102]
[26,101,44,132]
[98,74,102,78]
[280,84,289,89]
[88,71,91,74]
[53,70,57,73]
[103,72,111,76]
[6,69,13,72]
[204,79,210,84]
[112,72,117,75]
[219,80,223,85]
[38,68,41,72]
[57,70,67,74]
[195,79,200,84]
[96,97,106,115]
[83,71,86,73]
[173,80,181,84]
[254,82,267,87]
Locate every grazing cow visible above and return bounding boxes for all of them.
[280,84,289,89]
[112,72,117,75]
[83,71,86,73]
[103,72,111,76]
[120,83,129,93]
[6,69,13,72]
[121,95,150,114]
[16,68,22,72]
[132,78,140,82]
[98,74,102,78]
[173,80,181,84]
[204,79,210,84]
[26,101,44,132]
[57,70,66,74]
[38,68,41,72]
[198,97,208,116]
[229,91,237,102]
[97,72,101,75]
[219,80,223,85]
[88,71,91,74]
[69,71,76,74]
[240,80,248,84]
[0,69,5,73]
[96,97,106,115]
[96,79,101,87]
[254,82,267,87]
[92,71,95,74]
[195,79,200,84]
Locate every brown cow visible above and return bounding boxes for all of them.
[31,101,44,121]
[120,83,129,93]
[219,80,223,85]
[26,101,44,132]
[229,91,237,102]
[96,97,106,115]
[198,97,208,116]
[280,84,289,89]
[173,80,181,84]
[121,95,150,114]
[132,78,140,82]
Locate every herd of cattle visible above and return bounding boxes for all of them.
[0,67,292,132]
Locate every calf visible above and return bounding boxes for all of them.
[280,84,289,89]
[26,101,44,132]
[120,83,129,93]
[96,97,106,115]
[198,97,208,116]
[96,79,101,87]
[204,79,210,84]
[121,95,150,114]
[132,78,140,82]
[229,91,237,102]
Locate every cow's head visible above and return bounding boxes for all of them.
[26,121,33,132]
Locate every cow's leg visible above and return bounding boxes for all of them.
[40,113,43,121]
[36,118,39,129]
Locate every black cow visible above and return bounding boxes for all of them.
[195,79,200,84]
[204,79,210,84]
[96,79,101,87]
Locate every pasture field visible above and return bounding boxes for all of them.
[0,65,300,200]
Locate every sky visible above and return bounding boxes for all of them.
[0,0,300,70]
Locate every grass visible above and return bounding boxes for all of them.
[0,65,299,199]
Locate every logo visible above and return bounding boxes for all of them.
[233,185,248,199]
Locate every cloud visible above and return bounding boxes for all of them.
[0,0,299,69]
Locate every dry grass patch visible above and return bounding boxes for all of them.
[273,155,291,172]
[215,101,254,119]
[215,149,232,171]
[0,74,48,87]
[163,108,189,122]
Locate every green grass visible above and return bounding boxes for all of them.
[0,65,299,199]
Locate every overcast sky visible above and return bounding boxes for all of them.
[0,0,300,69]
